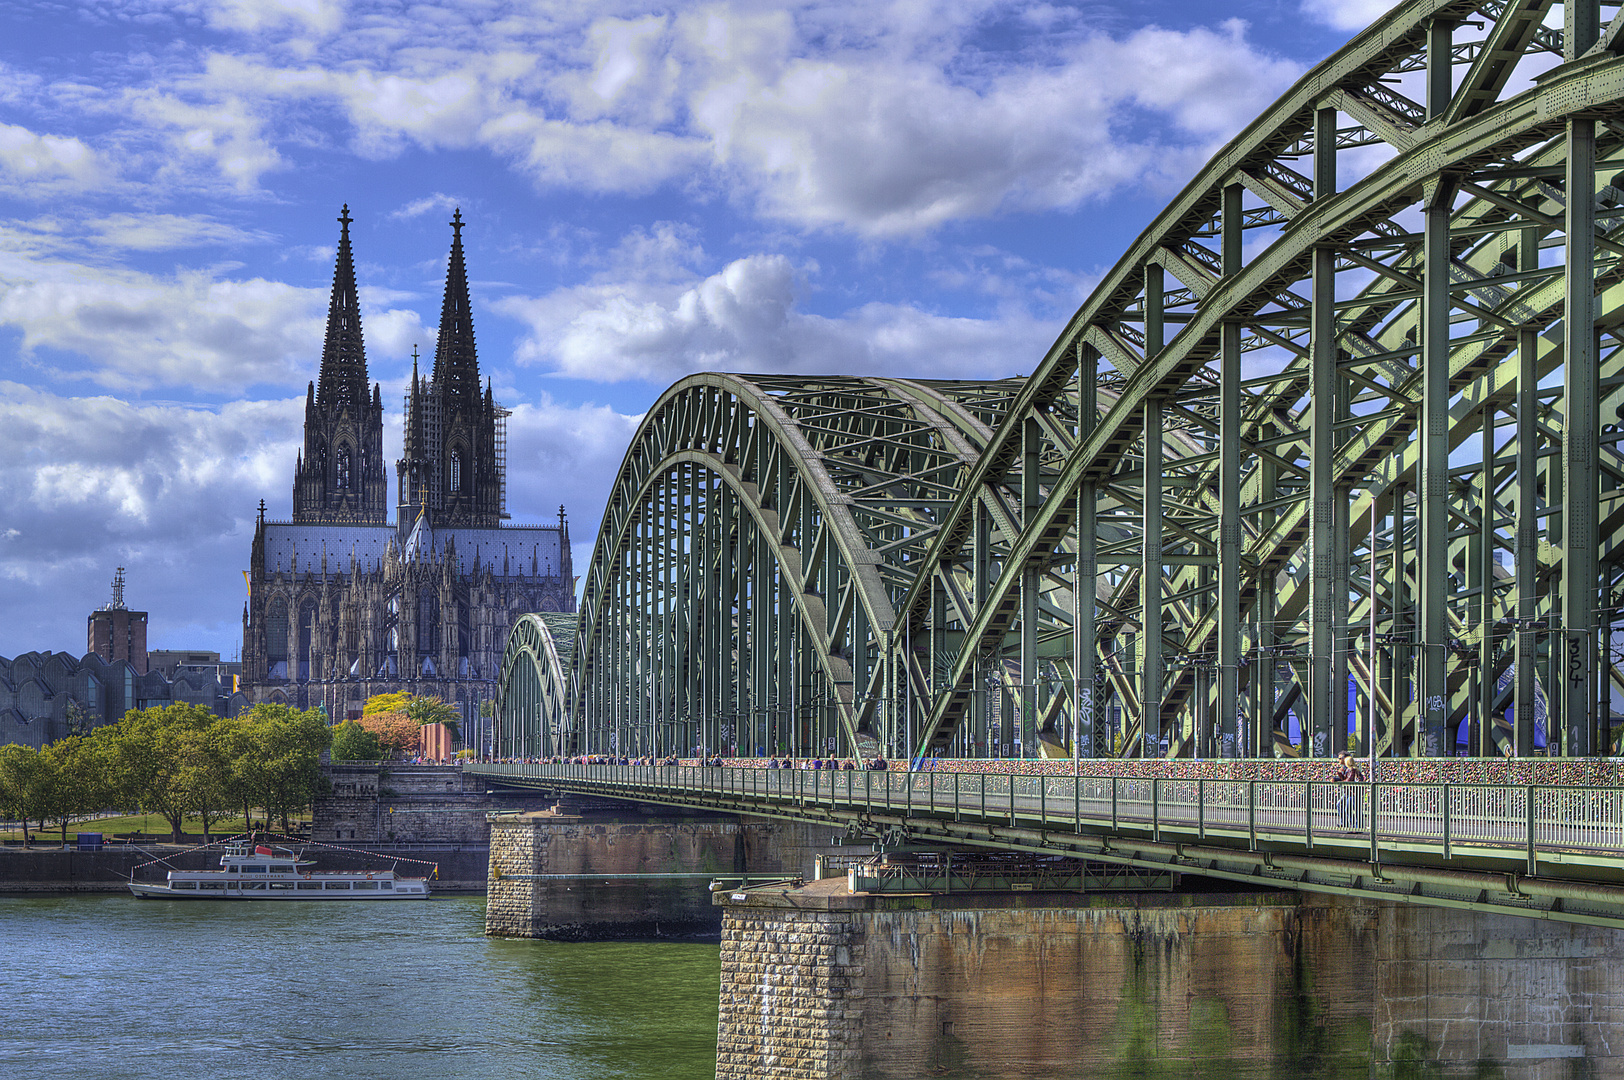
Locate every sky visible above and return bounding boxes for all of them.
[0,0,1390,661]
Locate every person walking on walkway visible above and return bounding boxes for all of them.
[1334,752,1366,829]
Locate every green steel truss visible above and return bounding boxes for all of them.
[497,612,576,757]
[562,374,1024,758]
[504,0,1624,762]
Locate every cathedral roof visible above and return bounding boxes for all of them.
[316,204,371,414]
[260,520,563,578]
[402,508,434,562]
[430,209,481,414]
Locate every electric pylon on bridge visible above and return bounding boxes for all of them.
[499,0,1624,763]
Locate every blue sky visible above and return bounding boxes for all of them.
[0,0,1385,660]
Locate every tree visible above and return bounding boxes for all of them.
[235,704,332,833]
[404,696,460,742]
[41,736,109,844]
[178,719,241,842]
[0,744,51,845]
[64,699,96,738]
[355,711,421,757]
[330,720,382,761]
[97,704,216,843]
[363,692,413,717]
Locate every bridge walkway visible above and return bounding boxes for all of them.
[471,762,1624,929]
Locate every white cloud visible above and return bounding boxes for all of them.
[83,5,1300,232]
[129,86,283,192]
[499,251,1051,385]
[692,18,1299,234]
[390,192,463,220]
[0,384,301,657]
[503,394,644,542]
[0,122,104,190]
[1299,0,1397,32]
[203,0,346,38]
[0,228,426,391]
[83,213,270,251]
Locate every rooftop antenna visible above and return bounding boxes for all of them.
[109,567,127,611]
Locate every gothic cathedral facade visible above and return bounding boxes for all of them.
[238,207,575,733]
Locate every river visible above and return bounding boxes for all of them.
[1,896,720,1079]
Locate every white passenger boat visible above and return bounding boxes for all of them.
[128,841,431,900]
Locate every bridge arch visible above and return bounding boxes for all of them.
[500,0,1624,763]
[565,374,1023,759]
[903,0,1624,760]
[496,612,575,759]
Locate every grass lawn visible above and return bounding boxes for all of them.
[1,811,312,844]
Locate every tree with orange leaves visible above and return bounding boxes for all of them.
[354,711,421,756]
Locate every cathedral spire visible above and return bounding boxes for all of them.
[431,208,480,410]
[316,204,370,414]
[294,204,388,525]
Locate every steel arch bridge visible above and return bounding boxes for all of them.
[501,0,1624,763]
[496,613,576,758]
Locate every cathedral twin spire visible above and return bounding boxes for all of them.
[295,205,501,530]
[316,204,372,415]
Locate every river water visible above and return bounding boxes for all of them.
[1,896,720,1079]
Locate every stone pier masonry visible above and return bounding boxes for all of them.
[716,881,1624,1079]
[486,800,842,939]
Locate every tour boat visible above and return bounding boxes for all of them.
[128,841,431,900]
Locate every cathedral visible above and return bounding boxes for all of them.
[238,207,575,730]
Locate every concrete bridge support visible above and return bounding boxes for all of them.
[485,799,844,939]
[715,886,1624,1079]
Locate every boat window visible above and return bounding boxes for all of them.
[199,881,225,890]
[240,865,267,873]
[380,881,392,889]
[355,881,379,890]
[173,881,197,890]
[297,881,322,890]
[242,881,267,890]
[324,881,350,890]
[270,881,294,890]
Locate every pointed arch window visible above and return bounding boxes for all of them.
[336,445,352,490]
[266,598,289,663]
[450,449,463,494]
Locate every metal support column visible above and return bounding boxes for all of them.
[1219,180,1244,759]
[1563,85,1599,756]
[1420,175,1457,757]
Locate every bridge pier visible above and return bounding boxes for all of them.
[485,798,843,939]
[715,883,1624,1079]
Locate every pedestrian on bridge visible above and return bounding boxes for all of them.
[1334,752,1366,829]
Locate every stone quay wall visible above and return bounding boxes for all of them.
[314,762,550,845]
[486,807,844,940]
[716,888,1624,1080]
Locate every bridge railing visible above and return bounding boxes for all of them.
[473,763,1624,868]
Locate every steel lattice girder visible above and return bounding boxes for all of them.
[564,373,1024,758]
[899,0,1624,760]
[497,612,576,758]
[506,0,1624,763]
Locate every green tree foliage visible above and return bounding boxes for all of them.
[96,704,217,843]
[362,692,413,717]
[178,719,241,842]
[238,704,331,828]
[41,736,110,844]
[404,696,459,742]
[0,743,51,844]
[330,720,382,761]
